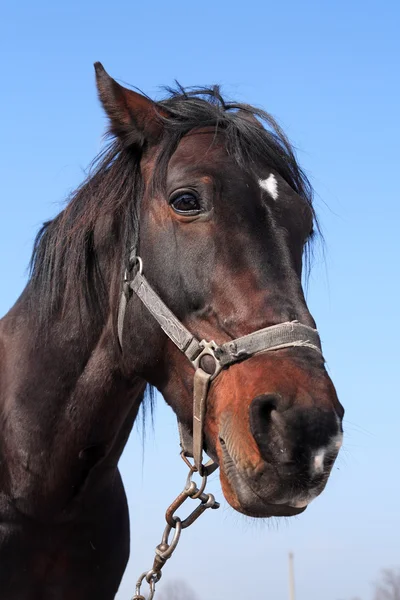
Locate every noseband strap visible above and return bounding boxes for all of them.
[118,257,323,475]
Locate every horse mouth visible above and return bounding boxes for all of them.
[218,438,310,518]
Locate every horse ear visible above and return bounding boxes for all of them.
[94,62,165,147]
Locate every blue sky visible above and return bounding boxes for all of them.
[1,1,399,599]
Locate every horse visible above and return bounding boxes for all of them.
[0,63,344,599]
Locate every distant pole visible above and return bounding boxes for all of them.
[288,552,295,600]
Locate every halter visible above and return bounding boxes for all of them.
[118,255,323,476]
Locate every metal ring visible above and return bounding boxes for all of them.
[129,255,143,274]
[188,473,208,500]
[126,253,143,275]
[135,256,143,274]
[184,470,199,492]
[146,578,156,600]
[146,569,162,584]
[156,518,182,560]
[180,451,197,472]
[134,571,149,598]
[133,570,158,600]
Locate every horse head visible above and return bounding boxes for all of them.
[95,63,344,518]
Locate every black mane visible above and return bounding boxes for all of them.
[29,85,315,325]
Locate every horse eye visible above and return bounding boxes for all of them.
[170,192,201,215]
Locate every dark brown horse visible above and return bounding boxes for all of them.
[0,63,344,599]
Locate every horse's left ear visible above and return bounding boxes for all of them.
[94,62,165,147]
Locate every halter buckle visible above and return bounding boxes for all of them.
[191,340,223,379]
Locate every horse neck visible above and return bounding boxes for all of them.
[0,283,146,515]
[3,281,110,374]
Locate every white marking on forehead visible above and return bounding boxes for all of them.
[259,174,278,200]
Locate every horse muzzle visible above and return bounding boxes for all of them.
[217,425,342,518]
[208,352,344,518]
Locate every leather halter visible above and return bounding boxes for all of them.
[118,256,323,475]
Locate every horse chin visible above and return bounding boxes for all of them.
[216,441,309,518]
[219,464,307,518]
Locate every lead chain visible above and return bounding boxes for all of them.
[131,455,220,600]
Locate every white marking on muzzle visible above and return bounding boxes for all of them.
[259,174,278,200]
[292,430,344,509]
[312,449,326,474]
[310,431,343,477]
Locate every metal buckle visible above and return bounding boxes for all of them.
[191,340,223,379]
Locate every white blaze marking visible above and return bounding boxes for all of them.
[259,174,278,200]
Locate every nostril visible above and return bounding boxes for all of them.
[249,394,283,462]
[250,394,279,431]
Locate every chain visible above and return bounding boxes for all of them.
[131,453,220,600]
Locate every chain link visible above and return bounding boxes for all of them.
[131,454,219,600]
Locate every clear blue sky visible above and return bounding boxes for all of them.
[1,1,399,599]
